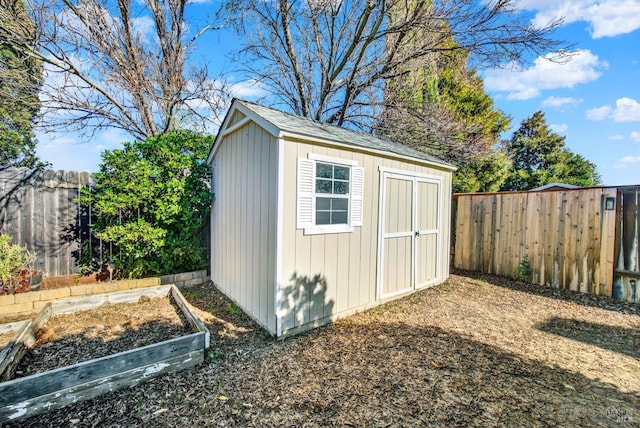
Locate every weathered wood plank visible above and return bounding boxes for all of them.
[0,321,30,381]
[0,332,204,405]
[30,301,52,341]
[599,189,617,295]
[0,321,29,335]
[170,285,210,349]
[0,303,51,381]
[0,350,204,423]
[0,321,31,382]
[452,195,464,269]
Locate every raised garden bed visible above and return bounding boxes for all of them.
[0,285,209,423]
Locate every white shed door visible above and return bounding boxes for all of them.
[378,171,441,299]
[415,179,441,288]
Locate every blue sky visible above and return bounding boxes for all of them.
[36,0,640,186]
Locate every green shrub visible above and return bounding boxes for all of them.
[79,130,213,278]
[517,253,532,281]
[0,234,36,293]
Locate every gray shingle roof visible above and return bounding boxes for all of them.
[236,99,454,170]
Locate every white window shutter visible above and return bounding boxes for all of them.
[297,158,315,228]
[351,167,364,227]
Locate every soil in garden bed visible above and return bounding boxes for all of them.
[12,295,191,378]
[0,314,32,325]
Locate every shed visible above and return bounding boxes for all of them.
[532,182,581,191]
[207,99,456,336]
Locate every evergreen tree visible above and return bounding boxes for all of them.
[0,0,41,168]
[453,150,511,193]
[502,111,601,191]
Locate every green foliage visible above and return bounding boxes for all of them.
[0,234,36,293]
[517,254,532,281]
[79,130,213,278]
[453,150,511,193]
[0,0,42,168]
[226,303,242,316]
[436,54,511,150]
[207,350,224,363]
[502,111,601,191]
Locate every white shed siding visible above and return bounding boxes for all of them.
[228,110,246,127]
[211,121,278,333]
[280,139,452,334]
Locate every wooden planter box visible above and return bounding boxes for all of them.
[0,285,210,423]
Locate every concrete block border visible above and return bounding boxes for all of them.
[0,270,209,317]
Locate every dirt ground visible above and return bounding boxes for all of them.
[13,296,191,378]
[6,271,640,427]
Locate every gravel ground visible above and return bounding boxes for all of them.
[5,271,640,427]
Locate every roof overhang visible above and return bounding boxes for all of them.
[277,130,456,172]
[207,99,281,164]
[208,100,456,172]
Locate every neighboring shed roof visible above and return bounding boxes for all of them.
[211,99,455,170]
[532,182,581,191]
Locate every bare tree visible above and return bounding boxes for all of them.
[231,0,571,129]
[3,0,227,141]
[377,99,488,162]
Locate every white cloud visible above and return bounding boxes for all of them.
[586,105,613,121]
[611,98,640,122]
[541,96,583,110]
[549,123,568,133]
[36,134,76,150]
[586,98,640,122]
[609,134,625,140]
[131,16,155,42]
[507,87,540,101]
[229,79,268,98]
[519,0,640,38]
[484,50,606,100]
[615,155,640,169]
[631,131,640,142]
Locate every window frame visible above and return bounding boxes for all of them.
[300,154,360,235]
[314,162,351,226]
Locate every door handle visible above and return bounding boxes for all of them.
[415,231,420,237]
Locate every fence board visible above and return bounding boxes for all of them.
[452,187,623,300]
[612,187,640,302]
[5,168,86,277]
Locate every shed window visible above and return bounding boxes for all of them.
[315,162,350,225]
[297,155,364,234]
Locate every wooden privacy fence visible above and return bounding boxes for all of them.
[452,186,640,303]
[0,167,211,278]
[0,167,94,277]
